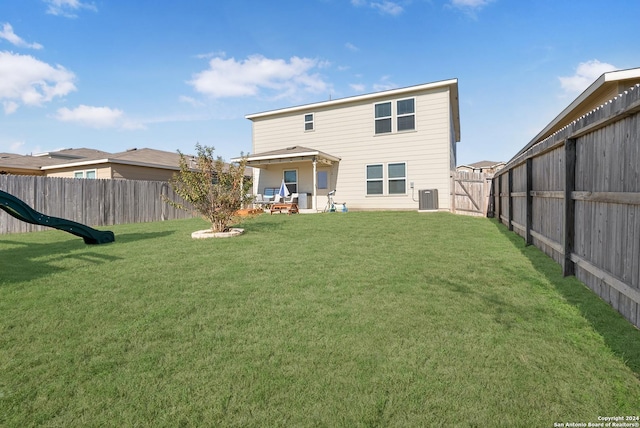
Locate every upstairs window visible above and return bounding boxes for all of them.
[374,98,416,134]
[304,113,314,131]
[397,98,415,131]
[374,102,392,134]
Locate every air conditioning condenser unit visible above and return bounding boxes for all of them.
[418,189,438,211]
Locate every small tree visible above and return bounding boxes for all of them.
[166,143,250,233]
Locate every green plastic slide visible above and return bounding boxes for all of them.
[0,189,114,245]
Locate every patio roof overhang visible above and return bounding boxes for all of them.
[233,146,340,168]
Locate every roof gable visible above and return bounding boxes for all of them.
[246,79,461,142]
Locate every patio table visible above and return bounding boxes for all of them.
[270,202,299,215]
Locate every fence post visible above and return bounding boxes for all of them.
[450,173,456,214]
[526,158,533,245]
[508,169,513,231]
[496,174,502,223]
[563,138,577,276]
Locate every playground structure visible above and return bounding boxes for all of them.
[0,189,115,245]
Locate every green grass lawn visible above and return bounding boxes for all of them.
[1,212,639,427]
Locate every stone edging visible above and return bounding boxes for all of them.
[191,228,244,239]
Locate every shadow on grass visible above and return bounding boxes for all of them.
[0,238,121,286]
[113,230,177,244]
[491,219,640,379]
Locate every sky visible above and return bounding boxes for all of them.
[1,0,639,166]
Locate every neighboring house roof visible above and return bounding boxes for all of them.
[510,67,640,162]
[0,152,61,172]
[245,79,461,142]
[1,147,252,177]
[33,148,113,160]
[239,146,341,167]
[1,147,186,174]
[39,148,185,171]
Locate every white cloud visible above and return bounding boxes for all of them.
[450,0,493,9]
[188,54,330,100]
[373,76,398,92]
[558,60,618,94]
[3,140,25,153]
[371,1,404,15]
[10,141,26,152]
[55,105,124,128]
[55,105,146,130]
[448,0,494,17]
[352,0,404,15]
[0,23,43,50]
[3,101,19,114]
[350,83,366,92]
[44,0,97,18]
[0,51,76,113]
[195,51,226,60]
[345,42,359,52]
[179,95,205,107]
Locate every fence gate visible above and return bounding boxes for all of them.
[451,171,492,217]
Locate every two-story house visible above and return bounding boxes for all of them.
[238,79,461,211]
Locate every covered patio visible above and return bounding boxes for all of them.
[236,146,341,212]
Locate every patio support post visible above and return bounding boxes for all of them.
[312,157,317,211]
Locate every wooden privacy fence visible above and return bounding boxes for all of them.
[493,84,640,328]
[451,171,493,217]
[0,175,193,235]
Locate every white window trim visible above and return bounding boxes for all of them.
[304,113,314,132]
[366,163,384,195]
[365,162,407,196]
[284,169,298,193]
[74,169,97,179]
[396,97,416,133]
[373,98,417,135]
[387,162,407,195]
[374,102,392,135]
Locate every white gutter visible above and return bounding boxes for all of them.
[517,68,640,158]
[40,158,181,171]
[245,79,459,119]
[233,151,341,163]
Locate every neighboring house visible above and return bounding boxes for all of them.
[1,148,187,181]
[237,79,461,211]
[511,67,640,161]
[456,160,505,175]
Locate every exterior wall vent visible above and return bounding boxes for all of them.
[418,189,438,211]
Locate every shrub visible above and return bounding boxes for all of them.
[166,143,250,232]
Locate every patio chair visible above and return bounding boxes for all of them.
[284,193,298,204]
[253,194,266,208]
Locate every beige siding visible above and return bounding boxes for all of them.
[45,165,112,179]
[45,164,177,181]
[252,86,454,210]
[111,164,176,181]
